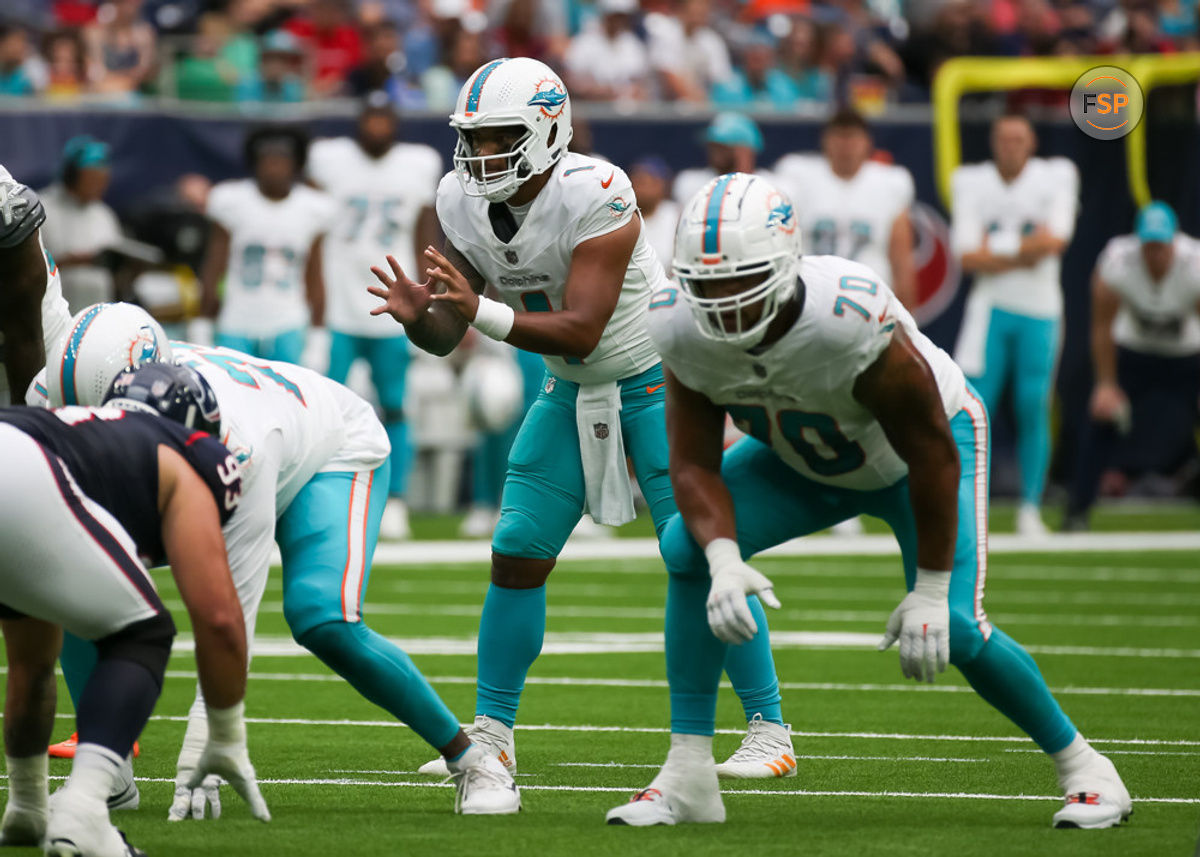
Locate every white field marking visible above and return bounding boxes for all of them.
[360,532,1200,566]
[553,756,988,767]
[176,599,1200,630]
[164,632,1200,660]
[154,670,1200,700]
[1005,748,1200,758]
[73,713,1197,748]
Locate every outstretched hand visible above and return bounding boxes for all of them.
[368,255,436,326]
[426,246,480,321]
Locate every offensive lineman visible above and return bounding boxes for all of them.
[37,302,520,817]
[307,96,444,540]
[0,389,268,856]
[606,173,1130,829]
[369,58,795,780]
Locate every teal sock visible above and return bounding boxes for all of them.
[384,421,411,497]
[666,575,724,736]
[957,626,1078,753]
[297,621,461,750]
[60,632,98,712]
[723,596,784,726]
[475,584,546,728]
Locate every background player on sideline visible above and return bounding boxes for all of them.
[308,95,444,540]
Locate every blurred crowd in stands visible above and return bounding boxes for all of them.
[0,0,1196,109]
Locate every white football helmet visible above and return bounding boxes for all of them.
[47,302,173,406]
[450,57,574,203]
[673,172,801,349]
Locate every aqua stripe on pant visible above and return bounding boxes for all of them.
[966,307,1060,506]
[660,385,1078,754]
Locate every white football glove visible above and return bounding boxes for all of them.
[168,702,270,823]
[187,739,269,822]
[704,538,781,644]
[878,569,951,683]
[169,700,216,821]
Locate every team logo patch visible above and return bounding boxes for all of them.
[1065,792,1102,806]
[128,325,161,367]
[505,249,519,264]
[528,79,568,118]
[593,422,609,440]
[909,202,961,327]
[606,197,629,217]
[764,193,795,233]
[544,377,556,394]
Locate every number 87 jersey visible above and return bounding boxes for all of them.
[649,255,967,491]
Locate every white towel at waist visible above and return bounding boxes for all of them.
[574,379,635,527]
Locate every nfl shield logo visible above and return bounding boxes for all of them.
[505,249,519,264]
[593,422,609,440]
[545,377,556,394]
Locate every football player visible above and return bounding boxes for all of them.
[308,95,445,540]
[37,302,520,817]
[370,58,795,780]
[950,115,1079,537]
[193,126,335,365]
[774,107,917,309]
[0,376,268,856]
[606,173,1130,830]
[0,163,72,403]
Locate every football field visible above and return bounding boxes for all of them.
[24,521,1200,857]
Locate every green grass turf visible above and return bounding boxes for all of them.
[12,548,1200,856]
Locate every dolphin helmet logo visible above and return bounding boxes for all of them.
[765,193,795,234]
[528,79,568,118]
[128,324,161,367]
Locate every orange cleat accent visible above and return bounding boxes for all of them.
[48,733,140,759]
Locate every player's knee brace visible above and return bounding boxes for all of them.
[947,606,988,666]
[659,514,708,581]
[94,612,176,688]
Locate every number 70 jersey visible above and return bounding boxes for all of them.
[649,255,967,492]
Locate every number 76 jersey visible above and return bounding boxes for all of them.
[649,255,967,492]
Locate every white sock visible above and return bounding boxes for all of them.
[446,743,487,774]
[63,744,123,803]
[666,733,714,762]
[1051,733,1099,780]
[5,754,48,811]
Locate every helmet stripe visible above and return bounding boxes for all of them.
[60,303,104,406]
[702,174,736,258]
[465,59,506,116]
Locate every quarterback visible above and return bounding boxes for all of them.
[37,302,520,817]
[370,58,794,779]
[607,173,1130,830]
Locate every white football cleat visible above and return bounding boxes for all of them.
[44,791,144,857]
[606,737,725,826]
[716,714,797,779]
[379,497,411,541]
[106,757,138,812]
[1016,503,1050,538]
[0,801,46,846]
[1052,754,1132,829]
[418,716,516,777]
[451,752,521,815]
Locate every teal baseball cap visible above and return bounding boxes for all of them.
[61,135,111,170]
[705,113,763,152]
[1136,201,1177,244]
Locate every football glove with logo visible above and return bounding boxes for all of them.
[878,569,951,683]
[704,539,781,644]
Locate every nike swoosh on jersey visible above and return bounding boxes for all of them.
[601,172,615,189]
[646,383,665,394]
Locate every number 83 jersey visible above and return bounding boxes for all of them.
[650,256,967,492]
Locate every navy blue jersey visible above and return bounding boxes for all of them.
[0,406,242,566]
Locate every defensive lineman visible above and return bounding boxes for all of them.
[607,173,1130,829]
[39,302,520,816]
[951,115,1079,537]
[308,96,444,539]
[0,395,268,856]
[370,58,795,779]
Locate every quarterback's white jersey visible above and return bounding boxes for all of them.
[650,255,967,492]
[206,180,336,338]
[951,157,1079,319]
[1097,234,1200,357]
[773,155,914,286]
[308,138,443,338]
[437,152,664,384]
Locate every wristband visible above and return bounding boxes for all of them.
[913,568,951,597]
[205,700,247,744]
[471,297,516,341]
[704,538,741,576]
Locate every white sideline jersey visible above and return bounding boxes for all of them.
[1097,234,1200,357]
[650,255,967,492]
[950,158,1079,319]
[206,180,336,338]
[437,153,664,384]
[773,155,914,286]
[308,138,443,338]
